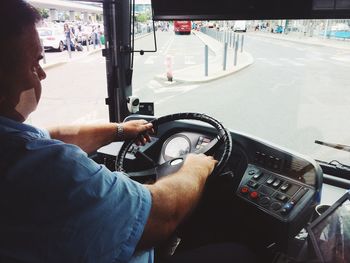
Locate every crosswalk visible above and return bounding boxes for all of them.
[76,50,349,70]
[255,56,349,67]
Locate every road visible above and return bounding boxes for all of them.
[28,31,350,163]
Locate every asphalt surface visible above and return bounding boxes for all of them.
[28,31,350,163]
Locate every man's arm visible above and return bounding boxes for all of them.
[137,154,217,249]
[48,120,153,154]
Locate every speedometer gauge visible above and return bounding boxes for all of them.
[163,135,191,161]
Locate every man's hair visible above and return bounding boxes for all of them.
[0,0,41,39]
[0,0,41,71]
[0,0,41,92]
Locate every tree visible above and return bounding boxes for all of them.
[37,8,49,19]
[135,12,151,23]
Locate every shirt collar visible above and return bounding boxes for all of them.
[0,116,49,139]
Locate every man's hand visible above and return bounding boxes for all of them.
[121,120,154,145]
[139,153,217,249]
[180,153,218,180]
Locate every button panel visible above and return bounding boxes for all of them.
[237,164,312,220]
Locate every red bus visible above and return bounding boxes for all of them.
[174,20,192,35]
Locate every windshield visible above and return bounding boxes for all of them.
[132,17,350,165]
[28,1,350,165]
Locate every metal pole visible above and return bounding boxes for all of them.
[223,42,228,71]
[229,32,232,47]
[323,19,329,39]
[205,45,209,77]
[234,39,239,66]
[241,34,244,52]
[86,36,90,51]
[93,33,96,49]
[40,39,46,64]
[233,33,236,48]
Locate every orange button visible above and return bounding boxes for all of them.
[241,187,249,194]
[250,191,259,199]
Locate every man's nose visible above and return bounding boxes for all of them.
[38,65,46,80]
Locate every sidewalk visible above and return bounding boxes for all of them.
[251,31,350,51]
[155,31,254,83]
[41,46,103,70]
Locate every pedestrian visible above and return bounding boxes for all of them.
[64,23,75,51]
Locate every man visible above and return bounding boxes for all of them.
[0,1,218,262]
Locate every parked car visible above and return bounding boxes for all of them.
[233,21,247,32]
[37,27,66,52]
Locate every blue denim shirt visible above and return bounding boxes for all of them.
[0,116,153,263]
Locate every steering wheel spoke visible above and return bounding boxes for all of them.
[194,136,221,155]
[128,168,157,178]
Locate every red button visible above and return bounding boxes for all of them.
[240,187,249,194]
[250,191,259,199]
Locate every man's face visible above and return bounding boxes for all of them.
[0,26,46,122]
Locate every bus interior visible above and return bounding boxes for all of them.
[34,0,350,262]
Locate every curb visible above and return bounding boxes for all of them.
[192,31,217,56]
[155,52,254,84]
[154,32,255,84]
[42,48,103,70]
[135,32,153,40]
[42,61,67,70]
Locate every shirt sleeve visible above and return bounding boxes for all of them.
[11,139,152,263]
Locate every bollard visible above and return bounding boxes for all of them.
[86,36,90,52]
[165,55,173,82]
[40,39,46,64]
[233,33,236,48]
[205,45,209,77]
[223,42,228,71]
[229,32,232,47]
[241,34,244,52]
[66,37,72,58]
[93,33,96,49]
[234,39,239,66]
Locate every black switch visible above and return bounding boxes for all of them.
[253,172,263,180]
[271,202,282,211]
[266,177,275,185]
[248,170,256,175]
[272,179,282,188]
[292,188,308,204]
[248,180,259,189]
[275,193,288,202]
[280,182,290,192]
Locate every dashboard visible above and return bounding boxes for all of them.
[97,115,323,251]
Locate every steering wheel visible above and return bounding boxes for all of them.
[115,113,232,179]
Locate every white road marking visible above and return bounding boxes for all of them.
[184,56,196,65]
[256,58,282,66]
[144,55,157,64]
[162,35,175,55]
[331,56,350,63]
[279,58,304,66]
